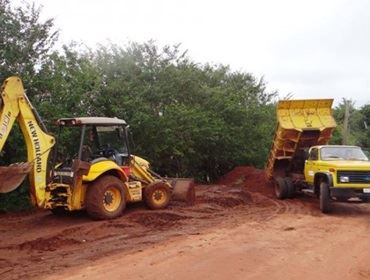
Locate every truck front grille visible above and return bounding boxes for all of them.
[337,171,370,184]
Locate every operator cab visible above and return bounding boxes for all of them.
[55,117,130,168]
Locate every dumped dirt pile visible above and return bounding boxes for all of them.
[218,166,274,196]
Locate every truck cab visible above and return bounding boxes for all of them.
[304,145,370,210]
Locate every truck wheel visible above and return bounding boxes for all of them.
[144,182,172,210]
[274,177,288,199]
[284,177,295,198]
[86,175,126,220]
[319,182,331,213]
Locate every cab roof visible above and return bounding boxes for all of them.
[312,145,360,149]
[57,117,127,126]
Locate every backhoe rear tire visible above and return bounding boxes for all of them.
[86,175,126,220]
[274,177,288,199]
[144,182,172,210]
[319,182,331,213]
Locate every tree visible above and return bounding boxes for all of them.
[332,100,370,151]
[35,45,102,121]
[332,99,357,145]
[356,104,370,150]
[0,0,58,85]
[90,42,277,180]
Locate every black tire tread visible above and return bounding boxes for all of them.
[144,182,172,210]
[320,181,331,213]
[274,177,288,199]
[86,175,126,220]
[284,177,295,198]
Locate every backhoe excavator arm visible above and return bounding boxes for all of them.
[0,77,55,207]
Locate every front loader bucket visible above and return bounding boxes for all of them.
[0,162,32,193]
[171,178,195,205]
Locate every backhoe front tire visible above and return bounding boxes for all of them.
[86,175,126,220]
[144,182,172,210]
[274,177,288,199]
[319,182,331,213]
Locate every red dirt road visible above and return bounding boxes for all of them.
[1,167,370,280]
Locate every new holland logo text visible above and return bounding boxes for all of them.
[0,112,11,139]
[28,121,42,173]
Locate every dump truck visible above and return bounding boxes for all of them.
[266,99,370,213]
[0,76,195,219]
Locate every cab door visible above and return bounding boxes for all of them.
[304,147,319,184]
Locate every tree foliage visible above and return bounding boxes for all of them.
[86,42,277,180]
[0,0,57,84]
[33,42,277,180]
[332,100,370,151]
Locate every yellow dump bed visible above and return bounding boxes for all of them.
[266,99,336,179]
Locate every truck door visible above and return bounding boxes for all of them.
[304,147,319,184]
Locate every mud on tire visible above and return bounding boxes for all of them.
[86,175,126,220]
[144,182,172,210]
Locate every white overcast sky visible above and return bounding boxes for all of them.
[19,0,370,106]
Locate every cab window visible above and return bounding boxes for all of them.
[308,148,318,160]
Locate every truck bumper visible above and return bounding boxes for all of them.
[329,187,370,199]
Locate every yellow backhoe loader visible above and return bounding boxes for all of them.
[0,76,195,219]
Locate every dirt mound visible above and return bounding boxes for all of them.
[218,166,274,197]
[197,185,252,208]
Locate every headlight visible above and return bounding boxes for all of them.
[340,176,349,183]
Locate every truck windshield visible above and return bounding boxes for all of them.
[320,147,369,161]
